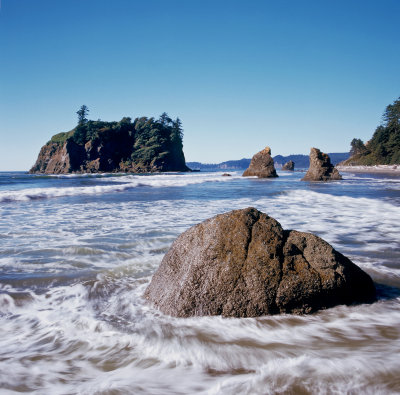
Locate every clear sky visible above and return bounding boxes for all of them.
[1,0,399,170]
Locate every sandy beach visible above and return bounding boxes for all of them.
[337,165,400,174]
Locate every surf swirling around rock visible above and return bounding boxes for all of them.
[144,208,376,318]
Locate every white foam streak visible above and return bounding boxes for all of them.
[1,277,400,394]
[0,172,241,202]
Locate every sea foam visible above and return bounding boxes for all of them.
[1,171,399,394]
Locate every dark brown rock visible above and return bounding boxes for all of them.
[144,208,375,317]
[302,148,342,181]
[222,173,232,177]
[242,147,278,178]
[282,160,295,171]
[29,140,86,174]
[30,134,190,174]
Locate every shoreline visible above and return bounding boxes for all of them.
[337,165,400,174]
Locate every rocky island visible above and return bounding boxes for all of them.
[30,107,190,174]
[145,208,375,317]
[242,146,278,178]
[282,160,295,171]
[301,148,342,181]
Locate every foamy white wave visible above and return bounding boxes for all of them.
[0,172,241,202]
[339,173,400,192]
[1,188,399,279]
[1,271,400,394]
[0,184,128,202]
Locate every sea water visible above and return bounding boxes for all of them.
[0,170,400,394]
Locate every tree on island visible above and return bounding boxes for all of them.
[159,112,172,126]
[76,105,89,125]
[73,105,90,145]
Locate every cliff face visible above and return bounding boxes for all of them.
[30,116,190,174]
[30,140,85,174]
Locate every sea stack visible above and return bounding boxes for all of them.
[302,148,342,181]
[282,160,295,171]
[144,208,375,317]
[29,115,190,174]
[242,146,278,178]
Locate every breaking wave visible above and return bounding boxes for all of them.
[0,172,241,203]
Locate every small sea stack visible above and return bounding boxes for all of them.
[282,160,295,171]
[144,208,375,318]
[242,146,278,178]
[302,147,342,181]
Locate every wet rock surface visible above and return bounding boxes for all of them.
[302,148,342,181]
[144,208,375,317]
[242,147,278,178]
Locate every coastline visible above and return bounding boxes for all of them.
[337,165,400,174]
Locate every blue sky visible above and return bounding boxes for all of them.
[1,0,399,170]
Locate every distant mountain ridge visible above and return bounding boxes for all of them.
[187,152,350,170]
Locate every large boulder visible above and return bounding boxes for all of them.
[282,160,295,171]
[144,208,375,317]
[302,148,342,181]
[242,147,278,178]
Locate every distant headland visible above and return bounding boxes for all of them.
[30,106,190,174]
[341,97,400,166]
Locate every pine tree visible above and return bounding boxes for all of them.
[76,105,89,125]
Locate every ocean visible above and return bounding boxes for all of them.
[1,170,400,394]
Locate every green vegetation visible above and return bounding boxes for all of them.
[350,138,368,156]
[348,97,400,165]
[50,130,74,144]
[131,113,184,169]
